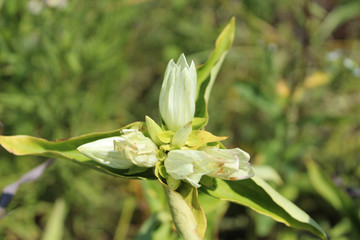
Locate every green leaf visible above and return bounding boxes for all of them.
[155,164,207,240]
[252,165,283,185]
[192,117,207,130]
[114,197,137,240]
[41,198,67,240]
[306,159,360,236]
[166,176,181,190]
[198,193,228,240]
[200,176,327,240]
[186,130,227,148]
[0,122,156,180]
[306,159,352,212]
[234,82,281,118]
[315,1,360,42]
[138,181,179,240]
[135,213,176,240]
[163,183,206,240]
[141,180,168,213]
[177,183,207,238]
[157,131,174,144]
[145,115,163,146]
[195,17,235,126]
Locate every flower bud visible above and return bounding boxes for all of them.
[77,130,158,169]
[159,53,197,131]
[164,150,210,188]
[164,147,253,188]
[114,129,158,168]
[202,147,254,181]
[77,137,133,169]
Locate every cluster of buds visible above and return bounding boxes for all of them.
[78,54,253,188]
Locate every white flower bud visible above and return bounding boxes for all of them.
[164,147,253,188]
[114,129,158,168]
[77,137,133,169]
[164,150,210,188]
[77,130,158,169]
[202,147,254,181]
[159,53,197,131]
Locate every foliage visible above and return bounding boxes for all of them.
[1,0,360,239]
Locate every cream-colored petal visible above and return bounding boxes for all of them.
[77,137,133,169]
[202,147,254,180]
[159,54,197,131]
[114,130,158,168]
[164,150,210,188]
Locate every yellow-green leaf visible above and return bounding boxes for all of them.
[0,122,155,179]
[41,199,67,240]
[195,17,235,127]
[157,131,174,144]
[145,115,163,146]
[186,130,227,148]
[155,164,207,240]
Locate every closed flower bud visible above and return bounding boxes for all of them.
[164,150,211,188]
[202,147,254,181]
[159,53,197,131]
[164,147,253,188]
[114,129,158,167]
[77,137,133,169]
[77,130,158,169]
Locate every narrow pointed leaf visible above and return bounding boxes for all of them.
[0,122,155,179]
[177,183,207,238]
[198,193,228,240]
[315,1,360,42]
[155,164,207,239]
[195,17,235,126]
[186,130,227,148]
[306,159,352,212]
[41,198,67,240]
[200,176,327,240]
[163,186,201,240]
[306,159,360,234]
[145,115,163,146]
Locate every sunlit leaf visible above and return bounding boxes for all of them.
[0,122,155,179]
[195,17,235,126]
[200,176,327,240]
[186,130,227,148]
[155,164,207,240]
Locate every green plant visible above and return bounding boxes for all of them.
[0,18,326,240]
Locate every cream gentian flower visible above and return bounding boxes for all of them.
[159,53,197,131]
[114,129,158,167]
[202,147,254,181]
[164,150,211,188]
[164,147,253,188]
[77,129,158,169]
[77,137,133,169]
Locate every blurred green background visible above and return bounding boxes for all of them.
[1,0,360,239]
